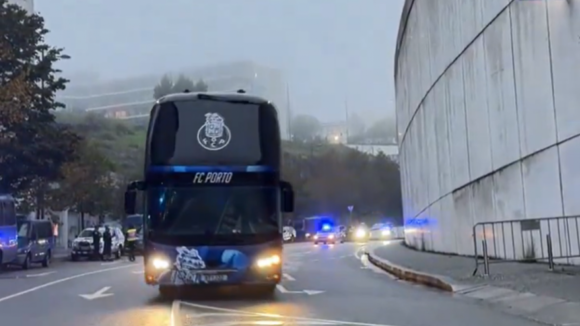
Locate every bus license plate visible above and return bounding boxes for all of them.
[199,274,228,283]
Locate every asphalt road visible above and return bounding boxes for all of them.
[0,241,542,326]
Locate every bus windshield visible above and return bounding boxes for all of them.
[147,186,280,243]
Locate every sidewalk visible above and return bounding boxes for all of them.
[368,241,580,325]
[52,247,70,262]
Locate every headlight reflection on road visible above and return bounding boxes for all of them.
[252,321,284,325]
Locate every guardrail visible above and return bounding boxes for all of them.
[473,216,580,275]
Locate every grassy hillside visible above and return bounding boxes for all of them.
[56,112,351,173]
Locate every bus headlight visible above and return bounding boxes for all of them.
[151,256,171,270]
[313,235,318,240]
[355,229,366,238]
[328,234,334,239]
[256,254,281,268]
[382,229,391,236]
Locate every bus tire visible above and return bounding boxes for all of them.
[254,285,276,298]
[159,286,175,299]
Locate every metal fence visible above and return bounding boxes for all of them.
[473,216,580,275]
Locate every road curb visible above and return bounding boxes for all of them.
[366,247,460,292]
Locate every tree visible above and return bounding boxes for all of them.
[153,74,209,99]
[153,74,173,99]
[194,79,208,92]
[173,74,195,93]
[48,140,118,227]
[0,1,80,193]
[291,114,321,142]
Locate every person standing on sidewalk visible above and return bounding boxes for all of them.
[125,224,138,262]
[92,227,101,261]
[102,226,113,261]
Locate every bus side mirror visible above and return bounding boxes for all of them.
[124,190,137,215]
[280,181,294,213]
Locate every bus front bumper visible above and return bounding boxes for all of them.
[144,265,281,286]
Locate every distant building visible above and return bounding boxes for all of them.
[57,61,289,137]
[6,0,33,12]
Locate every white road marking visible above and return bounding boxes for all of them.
[276,284,303,294]
[0,264,134,303]
[276,285,324,295]
[171,300,182,326]
[360,254,398,280]
[26,271,56,277]
[79,286,114,300]
[132,270,145,274]
[283,273,295,281]
[180,301,399,326]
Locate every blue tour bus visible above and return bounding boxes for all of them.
[0,194,18,267]
[124,90,294,296]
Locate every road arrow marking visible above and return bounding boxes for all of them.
[276,284,302,293]
[303,290,324,295]
[79,286,114,300]
[276,285,323,295]
[26,271,56,277]
[283,273,295,281]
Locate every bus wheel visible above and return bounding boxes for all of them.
[254,285,276,298]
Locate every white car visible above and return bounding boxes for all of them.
[283,226,296,242]
[71,226,126,261]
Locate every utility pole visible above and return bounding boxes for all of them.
[286,84,292,140]
[344,96,350,144]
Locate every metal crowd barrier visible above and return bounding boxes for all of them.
[473,216,580,275]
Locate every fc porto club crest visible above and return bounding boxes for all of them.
[197,112,231,151]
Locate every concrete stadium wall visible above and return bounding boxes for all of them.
[396,0,580,264]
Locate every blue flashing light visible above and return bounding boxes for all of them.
[148,165,273,173]
[322,224,331,231]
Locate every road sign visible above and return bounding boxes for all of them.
[347,205,354,212]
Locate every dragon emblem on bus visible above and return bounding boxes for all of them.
[173,246,207,284]
[197,112,231,151]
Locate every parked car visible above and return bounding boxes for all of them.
[15,220,54,269]
[71,226,125,261]
[283,226,297,242]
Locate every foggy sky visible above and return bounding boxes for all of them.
[36,0,404,122]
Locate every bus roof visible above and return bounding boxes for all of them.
[158,91,270,106]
